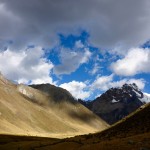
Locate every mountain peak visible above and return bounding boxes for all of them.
[97,83,147,104]
[123,83,139,90]
[121,83,140,93]
[80,83,149,125]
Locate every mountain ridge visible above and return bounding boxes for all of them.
[0,74,108,138]
[79,83,150,124]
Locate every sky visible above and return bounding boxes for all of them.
[0,0,150,100]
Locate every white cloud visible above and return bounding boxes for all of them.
[124,79,145,89]
[0,0,150,51]
[54,47,92,75]
[0,47,54,84]
[80,49,92,63]
[59,80,90,99]
[60,75,146,100]
[92,74,145,91]
[75,40,84,49]
[92,74,114,91]
[111,48,150,76]
[89,63,101,75]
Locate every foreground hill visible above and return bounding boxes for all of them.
[0,73,108,138]
[0,101,150,150]
[79,83,150,124]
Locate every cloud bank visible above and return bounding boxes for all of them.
[0,47,54,84]
[0,0,150,51]
[111,48,150,76]
[92,74,145,91]
[0,0,150,99]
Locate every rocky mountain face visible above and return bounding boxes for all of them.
[79,83,150,125]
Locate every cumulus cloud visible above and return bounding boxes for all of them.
[92,74,145,91]
[0,0,149,51]
[111,48,150,76]
[91,74,114,91]
[0,0,150,99]
[54,48,91,75]
[59,80,90,99]
[0,47,54,84]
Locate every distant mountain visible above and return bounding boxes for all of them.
[0,73,108,138]
[79,83,150,125]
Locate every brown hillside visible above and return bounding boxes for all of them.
[0,101,149,150]
[0,74,108,139]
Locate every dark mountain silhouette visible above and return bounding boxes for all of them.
[79,83,150,124]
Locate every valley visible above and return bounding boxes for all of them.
[0,73,150,150]
[0,103,150,150]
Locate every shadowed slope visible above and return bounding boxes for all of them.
[54,103,150,150]
[30,84,76,103]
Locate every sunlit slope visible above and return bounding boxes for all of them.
[0,74,108,138]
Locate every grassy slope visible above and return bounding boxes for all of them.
[1,103,149,150]
[0,75,108,139]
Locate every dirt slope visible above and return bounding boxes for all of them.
[0,74,108,139]
[0,103,149,150]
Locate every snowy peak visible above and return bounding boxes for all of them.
[101,83,150,104]
[120,83,150,103]
[80,83,150,125]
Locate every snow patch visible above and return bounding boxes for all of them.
[112,99,119,103]
[140,93,150,103]
[129,94,132,97]
[132,89,142,97]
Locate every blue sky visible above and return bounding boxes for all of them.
[0,0,150,100]
[49,31,150,100]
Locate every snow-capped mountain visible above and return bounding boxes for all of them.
[79,83,150,125]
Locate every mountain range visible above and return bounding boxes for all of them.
[0,73,150,149]
[79,83,150,124]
